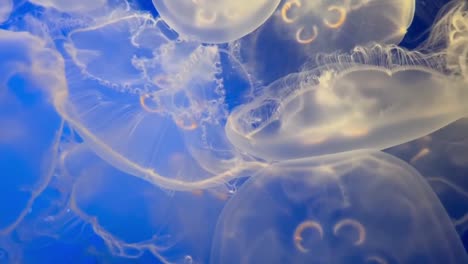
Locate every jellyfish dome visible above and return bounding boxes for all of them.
[229,0,416,84]
[0,30,64,235]
[211,151,468,264]
[385,118,468,236]
[225,45,468,161]
[52,144,229,263]
[151,0,281,43]
[54,13,264,191]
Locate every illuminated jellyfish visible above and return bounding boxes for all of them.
[416,0,468,81]
[151,0,281,43]
[56,13,264,191]
[445,1,468,80]
[386,118,468,244]
[225,43,468,161]
[0,0,12,23]
[0,30,64,260]
[210,150,468,263]
[229,0,416,84]
[29,0,108,13]
[39,143,229,263]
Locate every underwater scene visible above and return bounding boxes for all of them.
[1,0,468,263]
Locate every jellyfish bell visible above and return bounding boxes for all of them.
[225,44,468,161]
[386,118,468,240]
[0,30,64,236]
[210,150,468,263]
[56,13,264,191]
[151,0,281,43]
[56,144,229,264]
[229,0,416,84]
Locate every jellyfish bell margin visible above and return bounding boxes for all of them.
[225,43,468,161]
[151,0,282,43]
[210,150,468,264]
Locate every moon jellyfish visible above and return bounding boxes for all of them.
[29,0,108,13]
[56,13,264,191]
[47,143,229,263]
[0,30,64,236]
[225,44,468,161]
[229,0,416,83]
[445,1,468,80]
[211,151,468,263]
[386,118,468,246]
[151,0,281,43]
[0,0,12,23]
[416,0,468,82]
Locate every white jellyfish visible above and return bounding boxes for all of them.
[0,29,65,262]
[211,151,468,263]
[445,1,468,80]
[225,43,468,161]
[55,13,265,191]
[151,0,281,43]
[54,144,230,263]
[386,117,468,243]
[228,0,416,84]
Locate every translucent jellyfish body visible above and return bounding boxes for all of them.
[0,30,64,235]
[386,118,468,241]
[48,144,229,263]
[210,151,468,263]
[445,1,468,80]
[230,0,416,83]
[56,14,264,191]
[151,0,281,43]
[225,45,468,161]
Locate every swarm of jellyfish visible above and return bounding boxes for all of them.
[1,0,468,263]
